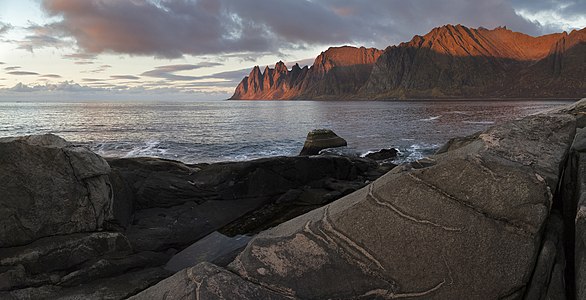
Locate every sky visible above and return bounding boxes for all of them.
[0,0,584,101]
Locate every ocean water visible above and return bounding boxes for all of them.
[0,100,574,164]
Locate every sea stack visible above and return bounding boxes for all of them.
[299,129,348,156]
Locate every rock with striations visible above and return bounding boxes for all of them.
[299,129,348,156]
[133,100,583,299]
[0,134,113,248]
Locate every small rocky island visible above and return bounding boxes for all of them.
[1,99,586,299]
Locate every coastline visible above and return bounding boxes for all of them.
[1,98,585,298]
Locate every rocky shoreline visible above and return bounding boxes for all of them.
[1,98,586,299]
[0,133,393,299]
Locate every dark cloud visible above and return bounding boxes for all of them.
[0,62,4,65]
[83,65,112,74]
[4,66,21,71]
[0,22,12,36]
[191,68,251,82]
[111,75,140,80]
[7,71,39,76]
[82,78,106,82]
[63,53,97,60]
[16,23,70,52]
[39,0,554,58]
[40,74,62,78]
[74,61,94,65]
[141,63,222,80]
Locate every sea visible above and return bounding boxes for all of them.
[0,100,575,164]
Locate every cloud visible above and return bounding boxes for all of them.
[191,68,251,82]
[16,23,71,52]
[511,0,586,32]
[7,81,104,93]
[7,71,39,76]
[83,64,112,74]
[74,61,94,65]
[4,66,21,71]
[0,22,12,36]
[285,58,315,68]
[82,78,106,82]
[0,81,230,101]
[40,74,63,78]
[111,75,140,80]
[63,53,97,60]
[38,0,569,58]
[141,63,222,80]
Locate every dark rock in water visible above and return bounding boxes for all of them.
[0,134,113,248]
[299,129,347,156]
[364,148,399,160]
[165,231,251,272]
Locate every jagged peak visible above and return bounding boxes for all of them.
[275,61,288,73]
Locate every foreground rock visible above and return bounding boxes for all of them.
[108,155,390,251]
[134,100,586,299]
[0,134,113,248]
[299,129,348,155]
[364,147,399,160]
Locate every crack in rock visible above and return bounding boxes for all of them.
[367,182,463,232]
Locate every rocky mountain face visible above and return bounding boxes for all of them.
[230,46,382,100]
[230,25,586,100]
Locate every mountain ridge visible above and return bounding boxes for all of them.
[230,25,586,100]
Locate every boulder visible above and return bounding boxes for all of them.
[299,129,347,156]
[364,148,399,160]
[0,134,113,247]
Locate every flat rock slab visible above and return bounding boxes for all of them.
[130,262,290,300]
[165,231,251,272]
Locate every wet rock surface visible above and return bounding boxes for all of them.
[299,129,348,156]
